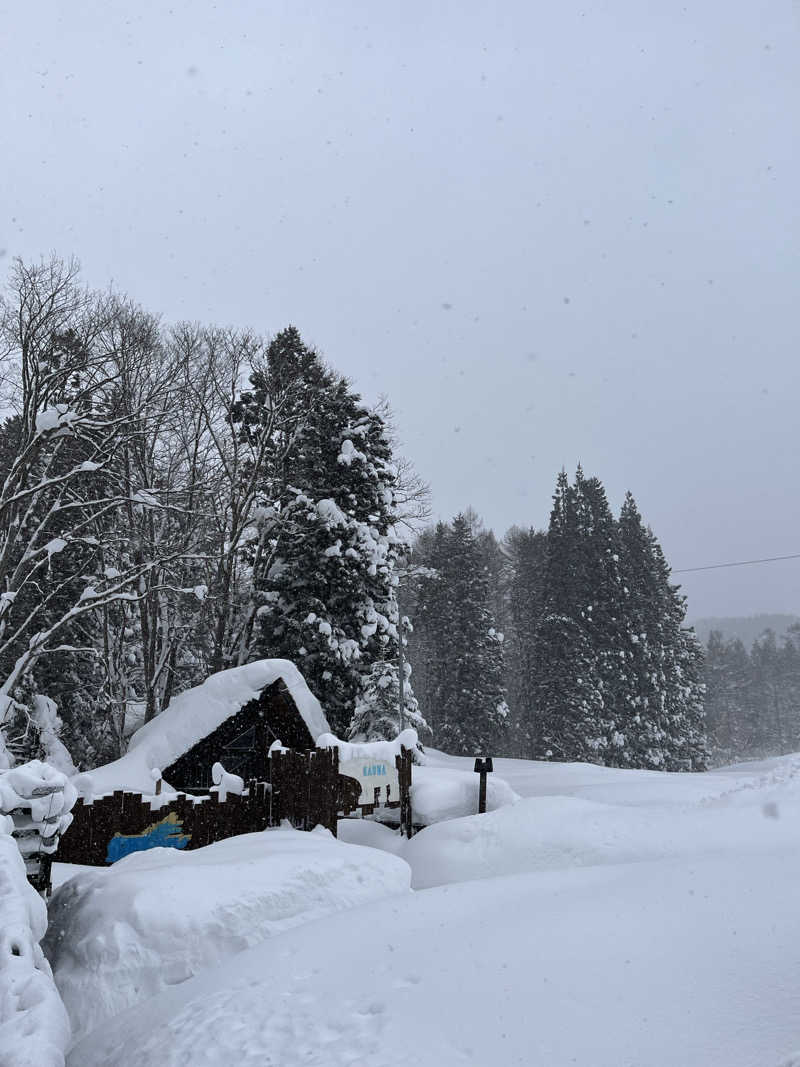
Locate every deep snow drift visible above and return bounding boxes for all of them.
[53,750,800,1067]
[45,826,410,1042]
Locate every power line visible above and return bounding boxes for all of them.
[674,552,800,575]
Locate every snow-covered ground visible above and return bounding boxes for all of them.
[49,751,800,1066]
[45,827,410,1043]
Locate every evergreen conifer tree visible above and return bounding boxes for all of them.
[531,471,610,761]
[347,654,428,742]
[575,472,630,762]
[414,515,509,755]
[532,473,708,769]
[617,493,708,769]
[245,327,404,735]
[504,526,547,753]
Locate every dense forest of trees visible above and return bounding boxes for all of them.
[407,473,708,769]
[0,256,792,775]
[704,627,800,763]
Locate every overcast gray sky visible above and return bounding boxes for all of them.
[2,0,799,620]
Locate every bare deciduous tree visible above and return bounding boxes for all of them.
[0,259,195,761]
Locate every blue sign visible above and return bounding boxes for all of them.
[106,812,191,864]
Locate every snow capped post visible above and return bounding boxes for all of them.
[211,762,245,803]
[474,756,493,815]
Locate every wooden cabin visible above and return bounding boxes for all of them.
[84,660,331,798]
[163,678,317,792]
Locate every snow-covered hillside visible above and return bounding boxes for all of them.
[52,751,800,1067]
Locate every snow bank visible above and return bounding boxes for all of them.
[404,759,800,889]
[65,751,800,1067]
[0,822,70,1067]
[68,848,800,1067]
[45,826,411,1042]
[410,762,518,825]
[336,817,407,855]
[85,660,330,795]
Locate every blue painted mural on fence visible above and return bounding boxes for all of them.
[105,811,191,864]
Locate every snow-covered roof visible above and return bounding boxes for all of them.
[83,660,330,797]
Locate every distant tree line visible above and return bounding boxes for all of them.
[704,627,800,764]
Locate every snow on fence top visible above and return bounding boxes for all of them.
[315,728,420,764]
[84,660,331,796]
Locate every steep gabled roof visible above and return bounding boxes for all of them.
[82,660,330,796]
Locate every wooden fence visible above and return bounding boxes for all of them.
[55,745,414,870]
[58,747,337,867]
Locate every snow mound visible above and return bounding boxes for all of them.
[84,660,330,795]
[45,826,411,1042]
[404,766,800,889]
[336,818,407,855]
[60,750,800,1067]
[410,762,518,825]
[0,824,70,1067]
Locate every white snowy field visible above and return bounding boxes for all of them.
[52,751,800,1067]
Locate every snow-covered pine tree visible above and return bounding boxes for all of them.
[245,327,404,735]
[403,525,449,733]
[412,515,508,756]
[531,471,608,761]
[503,525,547,754]
[747,629,792,758]
[617,492,708,770]
[347,654,427,743]
[616,491,670,766]
[670,623,709,770]
[574,471,630,764]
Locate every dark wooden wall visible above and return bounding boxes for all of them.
[56,746,415,869]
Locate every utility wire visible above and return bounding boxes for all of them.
[674,552,800,575]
